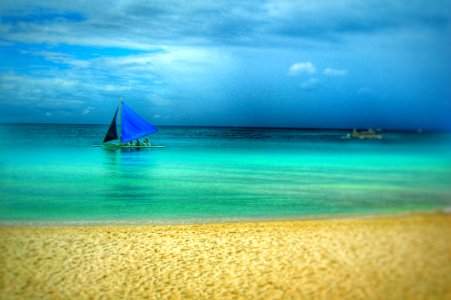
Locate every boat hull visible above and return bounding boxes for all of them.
[346,133,383,140]
[93,144,165,148]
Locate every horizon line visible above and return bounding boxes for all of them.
[0,122,449,133]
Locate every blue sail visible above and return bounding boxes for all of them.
[121,102,158,143]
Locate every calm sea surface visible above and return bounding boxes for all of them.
[0,124,450,224]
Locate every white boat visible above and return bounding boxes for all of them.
[347,128,383,140]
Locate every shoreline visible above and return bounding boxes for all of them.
[0,208,447,227]
[1,211,450,299]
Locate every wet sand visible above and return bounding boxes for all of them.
[1,213,450,299]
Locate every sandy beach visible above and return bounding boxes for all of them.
[1,213,450,299]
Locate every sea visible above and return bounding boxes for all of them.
[0,124,450,225]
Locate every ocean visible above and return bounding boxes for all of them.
[0,124,450,224]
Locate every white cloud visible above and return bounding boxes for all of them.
[324,68,348,76]
[0,1,447,52]
[23,50,90,68]
[288,62,316,75]
[1,74,78,88]
[82,106,94,115]
[94,84,131,92]
[147,94,170,106]
[300,78,318,90]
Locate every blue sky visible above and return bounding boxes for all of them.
[0,0,450,129]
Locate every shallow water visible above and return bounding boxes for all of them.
[0,124,450,223]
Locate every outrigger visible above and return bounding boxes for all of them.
[101,98,164,149]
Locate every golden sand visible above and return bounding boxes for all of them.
[1,213,450,299]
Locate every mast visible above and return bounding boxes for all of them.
[119,96,123,144]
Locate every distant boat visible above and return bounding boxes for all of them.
[102,98,164,148]
[347,128,383,140]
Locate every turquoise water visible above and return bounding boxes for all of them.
[0,124,450,224]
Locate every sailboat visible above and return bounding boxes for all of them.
[102,98,164,148]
